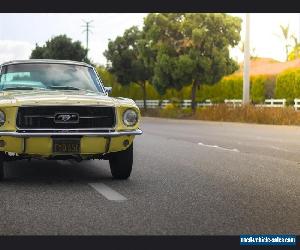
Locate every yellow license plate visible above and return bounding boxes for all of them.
[53,139,80,154]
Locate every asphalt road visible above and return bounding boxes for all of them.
[0,117,299,235]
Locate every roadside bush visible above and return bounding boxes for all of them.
[250,75,277,103]
[197,83,223,102]
[141,104,192,119]
[250,76,265,103]
[97,66,277,103]
[264,75,276,99]
[197,75,276,104]
[275,68,300,104]
[193,105,300,125]
[155,85,191,101]
[142,105,300,126]
[159,104,192,118]
[200,75,243,102]
[219,75,243,101]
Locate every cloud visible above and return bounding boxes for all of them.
[0,13,147,65]
[0,40,34,64]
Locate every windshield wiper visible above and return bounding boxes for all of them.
[48,86,82,90]
[2,86,35,91]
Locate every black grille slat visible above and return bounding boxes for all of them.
[17,106,115,129]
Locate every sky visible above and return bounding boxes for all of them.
[0,13,300,65]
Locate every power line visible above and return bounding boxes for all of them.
[82,20,94,58]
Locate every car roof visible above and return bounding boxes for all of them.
[0,59,92,67]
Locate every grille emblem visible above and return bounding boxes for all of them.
[54,113,79,123]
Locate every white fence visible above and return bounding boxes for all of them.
[134,100,143,108]
[294,99,300,110]
[197,99,213,107]
[181,100,192,108]
[135,100,160,109]
[254,99,286,108]
[224,99,242,107]
[146,100,160,108]
[264,99,286,108]
[181,99,213,108]
[134,99,213,109]
[161,100,171,108]
[134,98,300,110]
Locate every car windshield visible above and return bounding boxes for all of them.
[0,63,104,93]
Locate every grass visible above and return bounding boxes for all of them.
[141,104,300,126]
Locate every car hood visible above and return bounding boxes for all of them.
[0,90,136,107]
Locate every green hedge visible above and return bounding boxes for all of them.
[197,75,275,103]
[275,68,300,104]
[251,75,276,103]
[97,66,278,102]
[197,76,242,102]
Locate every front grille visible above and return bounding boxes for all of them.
[16,106,116,129]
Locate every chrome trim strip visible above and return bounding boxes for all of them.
[92,67,106,94]
[1,60,90,67]
[0,129,142,137]
[15,127,115,131]
[23,115,112,119]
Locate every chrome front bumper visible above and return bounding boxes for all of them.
[0,129,143,137]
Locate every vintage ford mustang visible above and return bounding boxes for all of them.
[0,59,142,180]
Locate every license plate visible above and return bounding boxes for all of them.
[53,139,80,154]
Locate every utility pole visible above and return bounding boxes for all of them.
[82,20,93,58]
[243,13,250,105]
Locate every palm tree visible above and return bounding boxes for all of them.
[279,24,291,61]
[290,34,299,59]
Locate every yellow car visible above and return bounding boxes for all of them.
[0,59,142,180]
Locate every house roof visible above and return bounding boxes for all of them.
[234,57,300,76]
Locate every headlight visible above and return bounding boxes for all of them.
[0,111,5,126]
[123,109,138,126]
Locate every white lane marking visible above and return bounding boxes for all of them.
[88,183,127,201]
[198,142,239,152]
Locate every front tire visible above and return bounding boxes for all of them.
[109,143,133,179]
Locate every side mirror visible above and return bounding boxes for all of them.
[104,87,112,94]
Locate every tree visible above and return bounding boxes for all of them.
[143,13,242,110]
[103,26,151,109]
[30,35,91,64]
[277,24,291,61]
[288,34,300,60]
